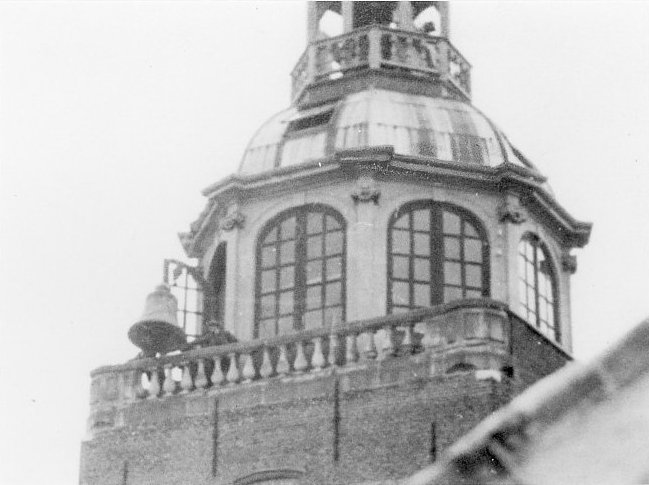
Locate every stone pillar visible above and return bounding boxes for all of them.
[342,1,354,33]
[437,1,450,38]
[396,1,414,30]
[218,201,246,338]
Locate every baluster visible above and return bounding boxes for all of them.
[363,331,377,360]
[226,353,240,384]
[311,337,326,372]
[194,359,208,390]
[276,344,290,376]
[134,370,148,400]
[345,333,359,365]
[147,369,161,399]
[242,352,256,383]
[180,363,193,394]
[293,340,308,373]
[379,327,396,360]
[328,333,340,367]
[162,366,176,395]
[211,356,225,387]
[401,324,414,355]
[259,347,274,379]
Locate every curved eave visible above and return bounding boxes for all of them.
[185,151,591,257]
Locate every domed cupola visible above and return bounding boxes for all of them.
[179,1,590,353]
[82,6,594,483]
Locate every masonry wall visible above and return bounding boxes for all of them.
[80,354,514,485]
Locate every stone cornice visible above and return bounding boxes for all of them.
[182,151,591,257]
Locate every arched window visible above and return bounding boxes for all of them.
[518,234,559,342]
[388,201,489,313]
[255,205,346,338]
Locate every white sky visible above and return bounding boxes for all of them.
[1,2,648,484]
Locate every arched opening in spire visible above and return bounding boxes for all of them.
[353,2,398,29]
[413,3,442,36]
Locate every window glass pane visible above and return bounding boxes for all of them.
[463,221,478,238]
[444,237,460,260]
[261,246,277,268]
[413,233,430,256]
[413,209,430,231]
[279,266,294,289]
[518,253,527,279]
[307,235,323,259]
[280,217,296,240]
[261,270,276,293]
[304,310,323,330]
[326,257,342,281]
[414,284,430,307]
[444,261,461,285]
[442,211,460,235]
[393,255,409,279]
[527,286,536,312]
[466,289,482,298]
[393,213,410,229]
[306,286,322,310]
[325,282,342,306]
[518,279,528,307]
[392,282,410,306]
[392,230,410,254]
[325,306,342,326]
[539,301,547,321]
[280,241,295,264]
[278,316,294,334]
[326,215,341,230]
[258,319,275,339]
[466,264,482,288]
[260,295,275,318]
[443,286,462,303]
[392,306,410,314]
[279,291,294,315]
[307,212,324,234]
[306,260,323,284]
[413,258,430,281]
[325,231,343,256]
[464,239,482,263]
[525,240,534,259]
[264,227,277,244]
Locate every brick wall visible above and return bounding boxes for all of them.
[80,354,513,485]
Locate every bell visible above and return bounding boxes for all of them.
[128,284,187,356]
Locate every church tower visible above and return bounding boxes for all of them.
[80,3,591,484]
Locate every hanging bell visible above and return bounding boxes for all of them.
[128,284,187,356]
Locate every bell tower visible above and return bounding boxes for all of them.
[80,3,591,484]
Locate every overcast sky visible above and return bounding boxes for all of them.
[1,2,648,484]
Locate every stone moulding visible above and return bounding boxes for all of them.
[85,298,572,438]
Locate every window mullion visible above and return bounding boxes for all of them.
[430,207,443,305]
[294,210,308,331]
[533,243,541,329]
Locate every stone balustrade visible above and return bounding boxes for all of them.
[89,299,510,412]
[290,26,471,102]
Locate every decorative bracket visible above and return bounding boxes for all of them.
[351,172,380,205]
[562,254,577,274]
[498,198,526,224]
[219,202,245,231]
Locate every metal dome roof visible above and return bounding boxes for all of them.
[239,89,533,175]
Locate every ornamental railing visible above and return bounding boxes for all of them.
[89,299,509,410]
[290,26,471,102]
